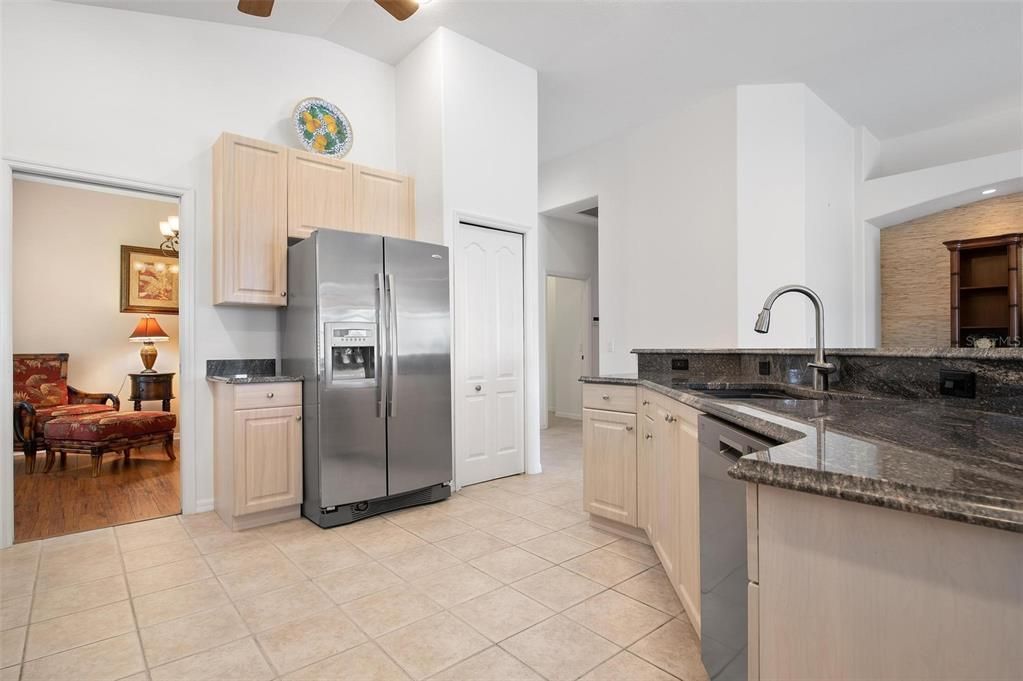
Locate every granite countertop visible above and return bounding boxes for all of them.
[631,347,1023,359]
[580,374,1023,533]
[206,375,303,384]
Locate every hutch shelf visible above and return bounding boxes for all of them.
[944,233,1022,348]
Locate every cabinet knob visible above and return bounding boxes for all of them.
[664,413,677,423]
[642,400,650,406]
[645,433,653,440]
[475,385,482,392]
[626,425,634,431]
[601,394,610,400]
[281,291,287,297]
[296,415,302,421]
[266,392,274,398]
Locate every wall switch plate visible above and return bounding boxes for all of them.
[671,357,689,371]
[939,369,975,398]
[758,360,771,376]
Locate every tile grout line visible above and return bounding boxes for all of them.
[114,516,152,680]
[14,540,42,681]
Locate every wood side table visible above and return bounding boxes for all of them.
[129,372,175,411]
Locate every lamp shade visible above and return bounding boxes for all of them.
[128,316,169,343]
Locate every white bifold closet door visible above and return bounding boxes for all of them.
[454,222,525,487]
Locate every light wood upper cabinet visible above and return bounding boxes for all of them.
[213,133,288,306]
[232,405,303,516]
[213,132,419,308]
[287,149,355,239]
[583,408,638,526]
[354,165,416,239]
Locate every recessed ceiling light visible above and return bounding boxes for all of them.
[982,188,997,195]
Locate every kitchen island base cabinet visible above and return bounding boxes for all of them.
[582,408,637,527]
[212,381,303,531]
[641,389,701,635]
[751,484,1023,681]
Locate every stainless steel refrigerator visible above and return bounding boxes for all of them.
[281,229,452,527]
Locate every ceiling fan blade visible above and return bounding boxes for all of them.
[238,0,274,17]
[375,0,419,22]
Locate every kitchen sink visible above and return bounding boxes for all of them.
[687,386,824,401]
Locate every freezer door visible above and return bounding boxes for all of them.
[384,237,453,494]
[316,230,388,506]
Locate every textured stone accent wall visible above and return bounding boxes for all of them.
[880,192,1023,347]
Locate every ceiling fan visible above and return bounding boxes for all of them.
[237,0,421,21]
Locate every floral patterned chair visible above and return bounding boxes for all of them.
[13,353,119,474]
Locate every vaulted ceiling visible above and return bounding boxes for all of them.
[60,0,1022,162]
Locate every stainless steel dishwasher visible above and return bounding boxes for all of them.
[698,414,776,681]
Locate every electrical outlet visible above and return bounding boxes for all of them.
[939,369,975,398]
[758,360,771,376]
[671,357,689,371]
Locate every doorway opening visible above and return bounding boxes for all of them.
[12,176,183,542]
[546,275,592,421]
[540,198,599,436]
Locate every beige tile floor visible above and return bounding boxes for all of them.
[0,416,708,681]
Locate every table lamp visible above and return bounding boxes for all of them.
[128,315,169,373]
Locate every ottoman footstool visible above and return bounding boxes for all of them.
[42,411,177,477]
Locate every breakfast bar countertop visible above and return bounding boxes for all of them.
[580,373,1023,533]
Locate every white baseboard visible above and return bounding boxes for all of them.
[193,498,215,513]
[554,411,582,420]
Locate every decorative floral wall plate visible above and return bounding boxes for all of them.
[293,97,353,157]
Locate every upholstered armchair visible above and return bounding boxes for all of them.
[13,353,120,473]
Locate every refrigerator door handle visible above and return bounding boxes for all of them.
[386,272,398,417]
[376,272,387,418]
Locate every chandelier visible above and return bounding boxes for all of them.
[159,216,179,255]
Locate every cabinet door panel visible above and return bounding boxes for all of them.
[676,415,701,631]
[287,149,354,239]
[213,133,288,306]
[354,165,415,239]
[233,406,303,515]
[652,402,679,581]
[583,408,637,526]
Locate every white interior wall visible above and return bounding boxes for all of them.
[1,0,397,511]
[12,180,182,431]
[878,109,1023,178]
[736,84,859,348]
[397,28,541,475]
[540,90,739,374]
[395,31,444,245]
[736,85,808,348]
[803,89,857,348]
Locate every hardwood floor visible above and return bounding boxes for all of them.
[14,442,180,543]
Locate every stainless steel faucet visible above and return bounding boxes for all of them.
[754,284,836,391]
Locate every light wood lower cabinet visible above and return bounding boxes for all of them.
[634,388,703,631]
[582,408,638,526]
[753,484,1023,680]
[287,149,355,239]
[212,381,303,530]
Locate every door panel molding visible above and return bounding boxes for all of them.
[454,221,526,487]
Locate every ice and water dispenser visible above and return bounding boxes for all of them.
[325,323,377,386]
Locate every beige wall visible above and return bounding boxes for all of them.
[13,179,180,429]
[880,192,1023,347]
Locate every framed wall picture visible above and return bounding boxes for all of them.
[120,245,180,315]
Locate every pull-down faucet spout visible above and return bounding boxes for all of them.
[754,285,835,391]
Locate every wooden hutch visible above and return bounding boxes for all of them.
[943,233,1022,347]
